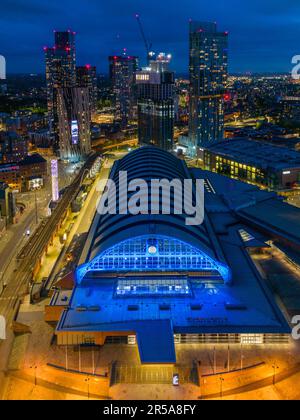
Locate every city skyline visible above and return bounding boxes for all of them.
[1,0,300,75]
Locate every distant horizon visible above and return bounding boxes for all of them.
[4,71,292,78]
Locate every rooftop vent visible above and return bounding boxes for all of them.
[76,305,87,312]
[225,303,247,311]
[190,304,203,311]
[89,306,101,312]
[159,304,171,311]
[127,305,139,311]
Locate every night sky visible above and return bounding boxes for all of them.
[1,0,300,75]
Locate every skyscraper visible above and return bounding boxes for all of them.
[57,87,91,161]
[76,65,98,115]
[189,22,228,150]
[109,54,138,127]
[136,53,175,151]
[45,30,76,151]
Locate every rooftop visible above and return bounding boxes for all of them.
[205,138,300,171]
[18,153,47,166]
[56,148,294,363]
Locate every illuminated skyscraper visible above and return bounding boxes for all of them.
[136,53,175,151]
[57,87,91,162]
[76,65,98,115]
[189,22,228,149]
[109,54,138,127]
[44,30,76,152]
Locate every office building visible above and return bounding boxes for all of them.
[109,54,138,127]
[189,21,228,151]
[0,182,16,225]
[0,153,47,192]
[136,53,175,151]
[0,131,28,164]
[76,65,98,115]
[204,138,300,190]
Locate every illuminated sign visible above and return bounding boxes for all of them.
[283,171,291,175]
[51,159,59,202]
[71,120,79,145]
[136,74,150,81]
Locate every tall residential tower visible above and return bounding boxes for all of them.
[109,54,138,127]
[45,31,91,161]
[45,30,76,150]
[76,65,98,115]
[189,22,228,150]
[136,53,175,151]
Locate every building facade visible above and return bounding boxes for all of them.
[109,55,138,127]
[136,53,175,151]
[0,131,28,164]
[204,138,300,190]
[0,154,47,192]
[76,65,98,115]
[0,182,16,225]
[189,22,228,150]
[45,31,77,152]
[57,87,91,161]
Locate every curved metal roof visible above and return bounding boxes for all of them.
[80,146,229,279]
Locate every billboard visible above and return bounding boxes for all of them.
[71,120,79,145]
[51,159,59,202]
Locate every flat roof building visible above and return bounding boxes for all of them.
[53,147,292,364]
[204,138,300,190]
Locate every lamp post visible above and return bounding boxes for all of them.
[219,377,224,399]
[31,185,41,225]
[272,363,279,386]
[85,377,90,400]
[30,365,38,386]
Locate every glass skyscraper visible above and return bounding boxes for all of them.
[189,21,228,149]
[45,31,77,151]
[109,54,138,128]
[136,53,175,151]
[76,65,98,115]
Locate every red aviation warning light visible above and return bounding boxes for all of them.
[224,92,231,102]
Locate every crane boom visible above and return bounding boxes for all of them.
[135,14,152,65]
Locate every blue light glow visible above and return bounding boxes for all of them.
[76,235,231,284]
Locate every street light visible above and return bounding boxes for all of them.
[31,185,41,225]
[85,377,90,400]
[219,377,224,399]
[272,363,279,386]
[30,365,38,386]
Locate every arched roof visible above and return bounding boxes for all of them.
[79,146,230,281]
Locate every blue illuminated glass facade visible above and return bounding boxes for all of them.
[76,235,231,284]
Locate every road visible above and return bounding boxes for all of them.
[0,154,99,379]
[44,158,114,290]
[0,158,82,294]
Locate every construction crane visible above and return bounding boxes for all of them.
[135,14,154,65]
